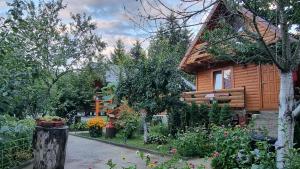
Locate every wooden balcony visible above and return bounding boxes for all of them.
[181,87,245,108]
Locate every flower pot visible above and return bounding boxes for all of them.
[105,127,116,138]
[36,119,65,128]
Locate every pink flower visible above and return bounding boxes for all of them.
[170,148,177,154]
[224,131,228,137]
[189,162,195,169]
[213,151,220,158]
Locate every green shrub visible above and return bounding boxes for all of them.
[145,134,168,144]
[115,112,140,139]
[173,128,212,157]
[168,104,183,136]
[198,104,209,125]
[286,148,300,169]
[70,122,88,131]
[0,115,35,139]
[150,124,169,136]
[219,104,232,126]
[210,125,275,169]
[208,102,221,125]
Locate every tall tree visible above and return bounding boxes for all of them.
[111,39,128,65]
[0,0,106,116]
[116,57,187,142]
[130,40,146,60]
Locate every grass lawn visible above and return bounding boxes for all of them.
[76,132,171,155]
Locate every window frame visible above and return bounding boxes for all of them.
[212,67,234,90]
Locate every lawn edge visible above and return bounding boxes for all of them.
[69,133,174,158]
[11,159,34,169]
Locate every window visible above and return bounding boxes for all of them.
[213,68,232,90]
[213,71,222,90]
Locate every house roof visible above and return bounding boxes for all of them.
[179,1,283,73]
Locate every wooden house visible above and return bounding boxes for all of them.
[180,1,300,112]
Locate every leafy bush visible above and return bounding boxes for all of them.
[145,134,168,144]
[198,104,209,126]
[150,124,169,136]
[286,148,300,169]
[210,125,275,169]
[208,102,221,125]
[115,112,140,139]
[0,115,35,139]
[87,117,106,137]
[173,128,212,157]
[219,104,232,126]
[70,122,88,131]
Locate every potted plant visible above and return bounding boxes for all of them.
[87,117,106,137]
[36,115,65,128]
[105,121,117,138]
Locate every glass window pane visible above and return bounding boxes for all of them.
[214,71,222,90]
[223,69,232,89]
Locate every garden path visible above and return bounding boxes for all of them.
[24,135,168,169]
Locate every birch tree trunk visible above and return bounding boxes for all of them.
[140,109,148,143]
[276,72,295,169]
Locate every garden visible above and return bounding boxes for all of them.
[1,0,300,169]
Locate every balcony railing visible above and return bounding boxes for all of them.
[181,87,245,108]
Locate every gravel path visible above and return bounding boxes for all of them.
[24,135,168,169]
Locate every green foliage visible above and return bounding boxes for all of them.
[210,126,275,169]
[69,122,88,131]
[116,56,187,117]
[173,128,212,157]
[145,134,168,145]
[115,112,140,139]
[0,137,32,169]
[0,0,106,117]
[111,39,130,65]
[107,151,205,169]
[147,14,192,81]
[189,103,209,127]
[150,124,169,137]
[130,40,146,61]
[88,126,103,137]
[52,69,97,117]
[168,102,185,136]
[0,115,35,139]
[286,148,300,169]
[208,102,221,125]
[219,104,232,126]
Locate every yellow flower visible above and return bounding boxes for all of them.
[87,117,106,129]
[147,163,156,168]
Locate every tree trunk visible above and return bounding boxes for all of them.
[33,126,69,169]
[140,109,148,143]
[276,72,295,169]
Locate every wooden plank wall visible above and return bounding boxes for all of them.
[196,64,261,111]
[233,64,261,111]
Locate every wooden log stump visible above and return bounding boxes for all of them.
[33,126,68,169]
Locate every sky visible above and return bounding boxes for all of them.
[0,0,209,57]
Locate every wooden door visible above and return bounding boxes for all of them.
[261,64,280,110]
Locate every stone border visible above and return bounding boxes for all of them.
[69,133,173,158]
[11,159,33,169]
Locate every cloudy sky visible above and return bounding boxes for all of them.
[0,0,208,57]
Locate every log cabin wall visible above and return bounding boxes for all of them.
[196,64,280,111]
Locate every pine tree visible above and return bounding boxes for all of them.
[130,40,145,60]
[111,39,127,65]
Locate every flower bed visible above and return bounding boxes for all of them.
[87,117,106,137]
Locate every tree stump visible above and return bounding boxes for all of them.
[33,126,68,169]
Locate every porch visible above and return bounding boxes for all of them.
[181,87,245,108]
